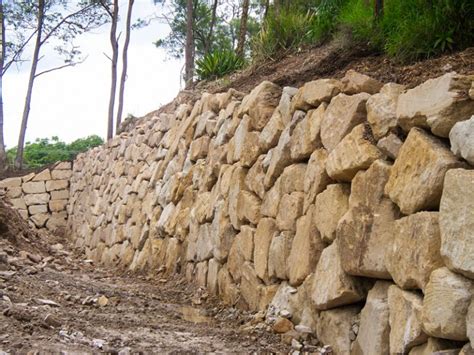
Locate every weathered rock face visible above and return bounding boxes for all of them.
[421,267,473,341]
[449,115,474,165]
[397,72,474,137]
[386,212,444,291]
[352,281,391,355]
[440,169,474,279]
[385,127,463,214]
[3,71,470,352]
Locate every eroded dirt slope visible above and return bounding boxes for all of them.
[0,199,289,353]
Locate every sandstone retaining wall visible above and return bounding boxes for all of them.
[0,162,72,233]
[65,71,474,353]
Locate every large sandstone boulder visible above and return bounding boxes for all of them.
[289,103,325,160]
[303,149,331,212]
[388,285,428,354]
[326,124,383,182]
[352,281,391,355]
[337,160,399,279]
[276,192,304,232]
[286,206,325,286]
[341,70,383,95]
[367,83,405,140]
[386,212,444,291]
[311,243,370,310]
[292,78,342,111]
[449,115,474,165]
[314,183,350,243]
[315,305,362,355]
[254,218,279,282]
[227,226,254,282]
[385,128,463,214]
[320,92,370,151]
[279,163,306,194]
[397,72,474,137]
[217,266,240,306]
[268,231,293,281]
[238,81,282,131]
[422,267,473,341]
[440,169,474,279]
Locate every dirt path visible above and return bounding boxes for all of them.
[0,200,289,354]
[1,257,290,353]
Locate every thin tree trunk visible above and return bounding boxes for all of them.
[116,0,134,132]
[184,0,194,88]
[274,0,280,17]
[0,0,6,171]
[263,0,270,19]
[374,0,383,19]
[107,0,119,140]
[15,0,45,169]
[236,0,250,59]
[204,0,218,55]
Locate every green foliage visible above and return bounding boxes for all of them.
[196,50,244,80]
[338,0,474,61]
[309,0,346,42]
[6,135,104,169]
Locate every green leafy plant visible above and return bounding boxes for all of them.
[196,50,244,80]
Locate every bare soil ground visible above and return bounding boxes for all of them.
[0,199,289,354]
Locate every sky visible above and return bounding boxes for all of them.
[4,0,183,148]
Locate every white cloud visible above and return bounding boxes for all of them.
[4,0,182,148]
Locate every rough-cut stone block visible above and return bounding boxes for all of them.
[189,135,210,162]
[377,133,403,160]
[449,115,474,165]
[311,243,369,310]
[46,179,69,192]
[207,258,220,296]
[227,226,254,282]
[6,187,22,199]
[289,104,325,160]
[303,149,331,212]
[279,163,306,195]
[30,213,49,228]
[254,218,279,282]
[386,212,443,291]
[314,184,350,243]
[10,198,27,210]
[292,78,342,111]
[337,160,399,278]
[49,199,68,212]
[422,267,473,341]
[385,128,462,214]
[240,262,262,311]
[321,92,370,151]
[268,231,293,281]
[388,286,428,354]
[236,190,261,225]
[228,166,247,230]
[195,223,214,261]
[32,169,51,181]
[23,181,46,194]
[397,72,474,137]
[367,82,405,139]
[51,169,72,180]
[440,169,474,279]
[55,161,72,170]
[409,338,464,355]
[261,178,281,218]
[316,305,362,355]
[326,124,383,182]
[238,81,282,131]
[352,281,391,355]
[50,189,69,200]
[341,69,383,95]
[28,204,48,215]
[0,177,22,188]
[286,206,325,286]
[217,266,240,306]
[211,202,236,263]
[276,192,304,232]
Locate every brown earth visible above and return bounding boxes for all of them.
[0,199,291,353]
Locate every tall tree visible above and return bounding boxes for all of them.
[0,0,5,172]
[116,0,135,131]
[13,0,107,169]
[236,0,250,59]
[184,0,194,86]
[204,0,218,55]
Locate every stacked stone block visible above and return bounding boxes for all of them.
[0,162,72,233]
[67,71,474,353]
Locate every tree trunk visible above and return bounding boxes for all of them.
[0,0,6,171]
[107,0,119,140]
[184,0,194,88]
[236,0,250,59]
[116,0,134,132]
[274,0,280,17]
[15,0,45,170]
[374,0,383,19]
[263,0,270,19]
[204,0,218,55]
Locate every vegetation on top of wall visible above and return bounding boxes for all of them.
[196,50,245,80]
[6,135,104,169]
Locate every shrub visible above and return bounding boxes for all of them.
[195,50,244,80]
[310,0,347,42]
